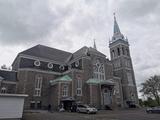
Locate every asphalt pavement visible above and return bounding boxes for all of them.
[23,109,160,120]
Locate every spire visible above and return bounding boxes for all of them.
[113,13,121,34]
[93,39,97,50]
[111,13,125,43]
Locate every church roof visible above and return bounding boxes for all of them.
[20,44,72,63]
[16,44,106,66]
[0,70,17,82]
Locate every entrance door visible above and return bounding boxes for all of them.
[30,101,35,109]
[37,101,42,109]
[103,89,112,105]
[63,101,72,110]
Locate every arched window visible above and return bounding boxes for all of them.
[112,50,115,58]
[34,75,43,97]
[117,47,120,56]
[126,49,129,56]
[76,76,82,96]
[93,59,105,80]
[62,84,68,97]
[127,72,134,86]
[122,47,125,55]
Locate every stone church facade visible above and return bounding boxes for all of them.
[10,16,138,110]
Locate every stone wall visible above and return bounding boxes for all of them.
[17,69,57,109]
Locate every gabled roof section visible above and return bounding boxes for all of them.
[86,78,100,84]
[55,75,72,82]
[73,46,89,59]
[88,47,106,57]
[86,78,115,85]
[72,46,106,60]
[20,44,72,63]
[0,70,17,81]
[50,75,72,85]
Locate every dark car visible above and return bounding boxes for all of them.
[146,106,160,113]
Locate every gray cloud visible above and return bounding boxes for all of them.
[118,0,160,20]
[0,0,73,45]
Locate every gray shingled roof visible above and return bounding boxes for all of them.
[20,44,72,63]
[19,44,106,64]
[0,70,17,81]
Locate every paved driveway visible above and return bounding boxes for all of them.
[23,109,160,120]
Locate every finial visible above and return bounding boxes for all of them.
[126,36,128,42]
[113,12,116,20]
[93,38,97,50]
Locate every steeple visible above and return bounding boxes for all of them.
[113,13,121,35]
[109,14,138,107]
[93,39,97,50]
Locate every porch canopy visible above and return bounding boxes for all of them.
[61,97,75,102]
[50,75,72,86]
[86,78,115,85]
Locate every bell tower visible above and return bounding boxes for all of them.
[109,14,138,107]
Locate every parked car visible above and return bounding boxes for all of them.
[76,104,97,114]
[146,106,160,113]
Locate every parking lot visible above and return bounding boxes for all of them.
[23,109,160,120]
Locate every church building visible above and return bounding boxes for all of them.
[10,15,138,110]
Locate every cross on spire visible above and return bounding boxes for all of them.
[113,12,116,17]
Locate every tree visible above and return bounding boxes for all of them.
[140,75,160,105]
[1,64,7,69]
[0,65,12,70]
[138,99,143,107]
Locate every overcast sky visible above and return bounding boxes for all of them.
[0,0,160,95]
